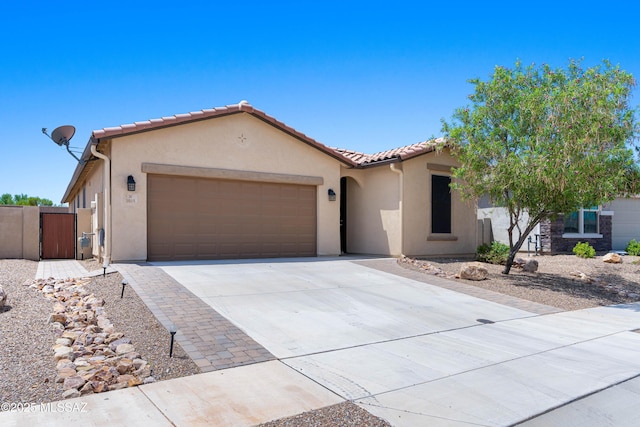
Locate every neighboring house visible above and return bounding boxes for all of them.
[477,195,541,252]
[538,207,613,253]
[478,199,617,254]
[62,101,477,262]
[607,197,640,250]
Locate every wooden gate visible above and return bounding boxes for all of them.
[41,213,76,259]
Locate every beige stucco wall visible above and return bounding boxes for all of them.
[402,150,477,256]
[0,206,47,261]
[0,206,25,258]
[341,166,402,255]
[340,149,476,257]
[104,113,343,261]
[22,206,40,261]
[70,161,106,260]
[76,208,92,260]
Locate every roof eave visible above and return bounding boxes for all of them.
[61,137,100,203]
[61,103,358,203]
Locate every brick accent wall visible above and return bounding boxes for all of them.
[540,215,612,254]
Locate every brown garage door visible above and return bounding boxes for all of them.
[147,175,317,261]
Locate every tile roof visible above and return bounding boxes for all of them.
[91,101,355,166]
[333,139,445,166]
[89,101,444,167]
[62,101,445,202]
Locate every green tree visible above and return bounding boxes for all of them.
[442,59,639,274]
[0,193,13,204]
[0,193,54,206]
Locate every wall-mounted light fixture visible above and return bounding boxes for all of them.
[328,188,336,201]
[127,175,136,191]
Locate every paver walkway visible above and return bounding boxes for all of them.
[35,259,116,279]
[112,263,275,372]
[35,260,274,373]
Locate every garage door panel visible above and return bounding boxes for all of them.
[148,175,317,260]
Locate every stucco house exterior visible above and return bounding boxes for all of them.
[62,101,477,263]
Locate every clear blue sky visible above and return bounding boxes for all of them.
[2,1,639,204]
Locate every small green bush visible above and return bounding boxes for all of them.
[477,241,510,265]
[572,241,595,258]
[625,239,640,256]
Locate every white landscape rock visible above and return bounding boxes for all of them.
[522,259,539,272]
[63,375,86,391]
[513,257,539,273]
[115,343,136,355]
[460,262,489,281]
[61,389,81,399]
[54,346,75,361]
[603,253,623,264]
[28,277,154,399]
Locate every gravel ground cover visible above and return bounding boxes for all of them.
[258,402,391,427]
[0,259,199,410]
[401,253,640,311]
[0,260,62,405]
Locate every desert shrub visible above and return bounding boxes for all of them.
[625,239,640,256]
[572,241,595,258]
[476,241,510,265]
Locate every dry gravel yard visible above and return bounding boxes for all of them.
[400,253,640,311]
[0,259,199,408]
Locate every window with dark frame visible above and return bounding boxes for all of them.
[431,175,451,234]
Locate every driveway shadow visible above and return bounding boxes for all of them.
[505,272,638,305]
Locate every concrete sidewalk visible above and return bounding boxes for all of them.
[1,360,343,427]
[3,258,640,426]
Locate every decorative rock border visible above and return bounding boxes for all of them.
[399,256,490,281]
[28,277,155,399]
[399,256,456,278]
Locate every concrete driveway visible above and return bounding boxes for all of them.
[154,257,640,426]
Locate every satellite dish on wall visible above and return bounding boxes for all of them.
[50,125,75,146]
[42,125,83,163]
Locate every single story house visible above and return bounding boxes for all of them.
[62,101,477,263]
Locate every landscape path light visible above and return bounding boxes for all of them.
[121,279,127,298]
[169,323,177,358]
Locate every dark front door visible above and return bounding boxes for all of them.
[340,177,347,254]
[41,213,76,259]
